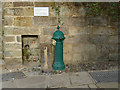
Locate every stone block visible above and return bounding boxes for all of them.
[4,36,15,42]
[4,2,13,7]
[68,26,92,35]
[63,53,73,64]
[13,2,33,7]
[108,36,118,44]
[4,57,22,65]
[33,17,57,26]
[68,85,89,88]
[34,2,55,7]
[88,16,108,26]
[43,26,68,35]
[4,27,40,35]
[39,35,52,44]
[109,53,118,60]
[62,17,87,27]
[96,44,118,60]
[43,26,56,35]
[63,44,73,63]
[69,72,94,86]
[96,44,118,54]
[4,50,22,57]
[73,44,97,61]
[4,8,14,16]
[4,43,22,51]
[14,8,24,16]
[16,36,22,42]
[14,17,32,27]
[92,26,118,35]
[2,81,17,88]
[4,16,13,26]
[14,76,46,88]
[48,73,70,88]
[49,7,56,17]
[0,53,2,59]
[24,8,33,16]
[89,35,108,44]
[59,6,72,16]
[64,35,90,44]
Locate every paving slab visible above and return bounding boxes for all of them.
[48,73,71,88]
[96,82,119,88]
[69,72,94,86]
[88,84,97,88]
[14,75,47,88]
[2,80,17,88]
[68,85,89,88]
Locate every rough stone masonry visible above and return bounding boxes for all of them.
[0,1,2,65]
[2,2,118,67]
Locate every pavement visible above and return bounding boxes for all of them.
[1,70,119,89]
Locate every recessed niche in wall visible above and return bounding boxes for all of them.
[21,35,40,65]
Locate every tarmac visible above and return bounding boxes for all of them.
[1,70,119,89]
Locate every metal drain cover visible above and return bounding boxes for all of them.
[2,71,26,82]
[89,71,119,83]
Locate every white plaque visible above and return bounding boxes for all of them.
[34,7,49,16]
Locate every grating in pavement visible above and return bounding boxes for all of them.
[89,71,119,83]
[1,71,26,82]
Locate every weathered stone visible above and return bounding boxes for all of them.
[4,2,13,7]
[109,53,118,60]
[4,50,22,57]
[14,8,24,16]
[70,6,86,17]
[39,35,52,44]
[48,73,70,88]
[43,26,68,35]
[89,35,109,44]
[14,17,32,27]
[49,7,56,17]
[14,76,46,88]
[4,8,14,16]
[69,72,94,86]
[62,17,87,26]
[64,35,90,44]
[108,36,118,44]
[88,16,108,26]
[34,2,55,7]
[4,36,15,42]
[96,44,118,60]
[89,84,97,88]
[96,44,118,54]
[33,17,57,26]
[4,27,40,35]
[59,6,72,16]
[24,8,33,16]
[16,35,22,42]
[68,26,92,35]
[43,26,56,35]
[92,26,118,35]
[72,44,97,61]
[4,43,22,50]
[4,16,13,26]
[68,85,89,88]
[2,81,17,88]
[4,57,22,65]
[13,2,33,7]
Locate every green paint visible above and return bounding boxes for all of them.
[52,26,65,70]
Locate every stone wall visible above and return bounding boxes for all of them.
[0,1,2,62]
[3,2,118,66]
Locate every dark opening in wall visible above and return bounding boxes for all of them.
[21,35,40,65]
